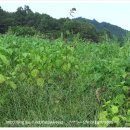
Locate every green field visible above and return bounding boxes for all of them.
[0,34,130,127]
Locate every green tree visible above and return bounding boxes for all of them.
[98,28,113,42]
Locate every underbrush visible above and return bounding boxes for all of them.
[0,34,130,127]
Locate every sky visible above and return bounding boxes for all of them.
[0,0,130,30]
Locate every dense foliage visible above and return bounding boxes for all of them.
[76,17,128,42]
[0,5,128,43]
[0,34,130,127]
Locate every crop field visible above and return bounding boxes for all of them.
[0,34,130,127]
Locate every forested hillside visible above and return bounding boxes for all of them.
[76,17,128,42]
[0,5,129,43]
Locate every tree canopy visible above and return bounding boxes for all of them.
[0,5,127,43]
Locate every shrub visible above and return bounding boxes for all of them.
[8,26,38,36]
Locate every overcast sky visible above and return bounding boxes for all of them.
[0,0,130,30]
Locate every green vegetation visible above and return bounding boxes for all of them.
[76,17,128,42]
[0,34,130,127]
[0,4,130,127]
[0,5,128,43]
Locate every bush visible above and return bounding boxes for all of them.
[8,26,38,36]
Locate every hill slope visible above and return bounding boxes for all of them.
[76,17,128,40]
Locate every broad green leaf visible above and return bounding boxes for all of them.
[97,118,109,127]
[62,63,71,72]
[48,79,53,84]
[102,100,111,108]
[19,73,26,80]
[122,86,129,93]
[127,110,130,115]
[42,56,47,63]
[0,74,6,84]
[28,63,34,70]
[75,65,79,70]
[22,53,30,58]
[122,72,127,78]
[120,81,125,85]
[14,64,21,72]
[31,69,39,78]
[118,115,127,121]
[0,53,9,65]
[9,81,17,90]
[34,55,41,63]
[55,60,62,67]
[93,73,102,81]
[111,105,119,114]
[99,111,108,118]
[114,94,125,105]
[112,116,120,125]
[98,112,109,127]
[68,56,75,63]
[62,56,66,61]
[105,100,111,105]
[36,78,44,88]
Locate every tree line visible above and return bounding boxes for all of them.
[0,5,124,43]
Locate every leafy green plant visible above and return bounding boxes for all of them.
[1,34,130,127]
[8,26,38,37]
[98,78,130,127]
